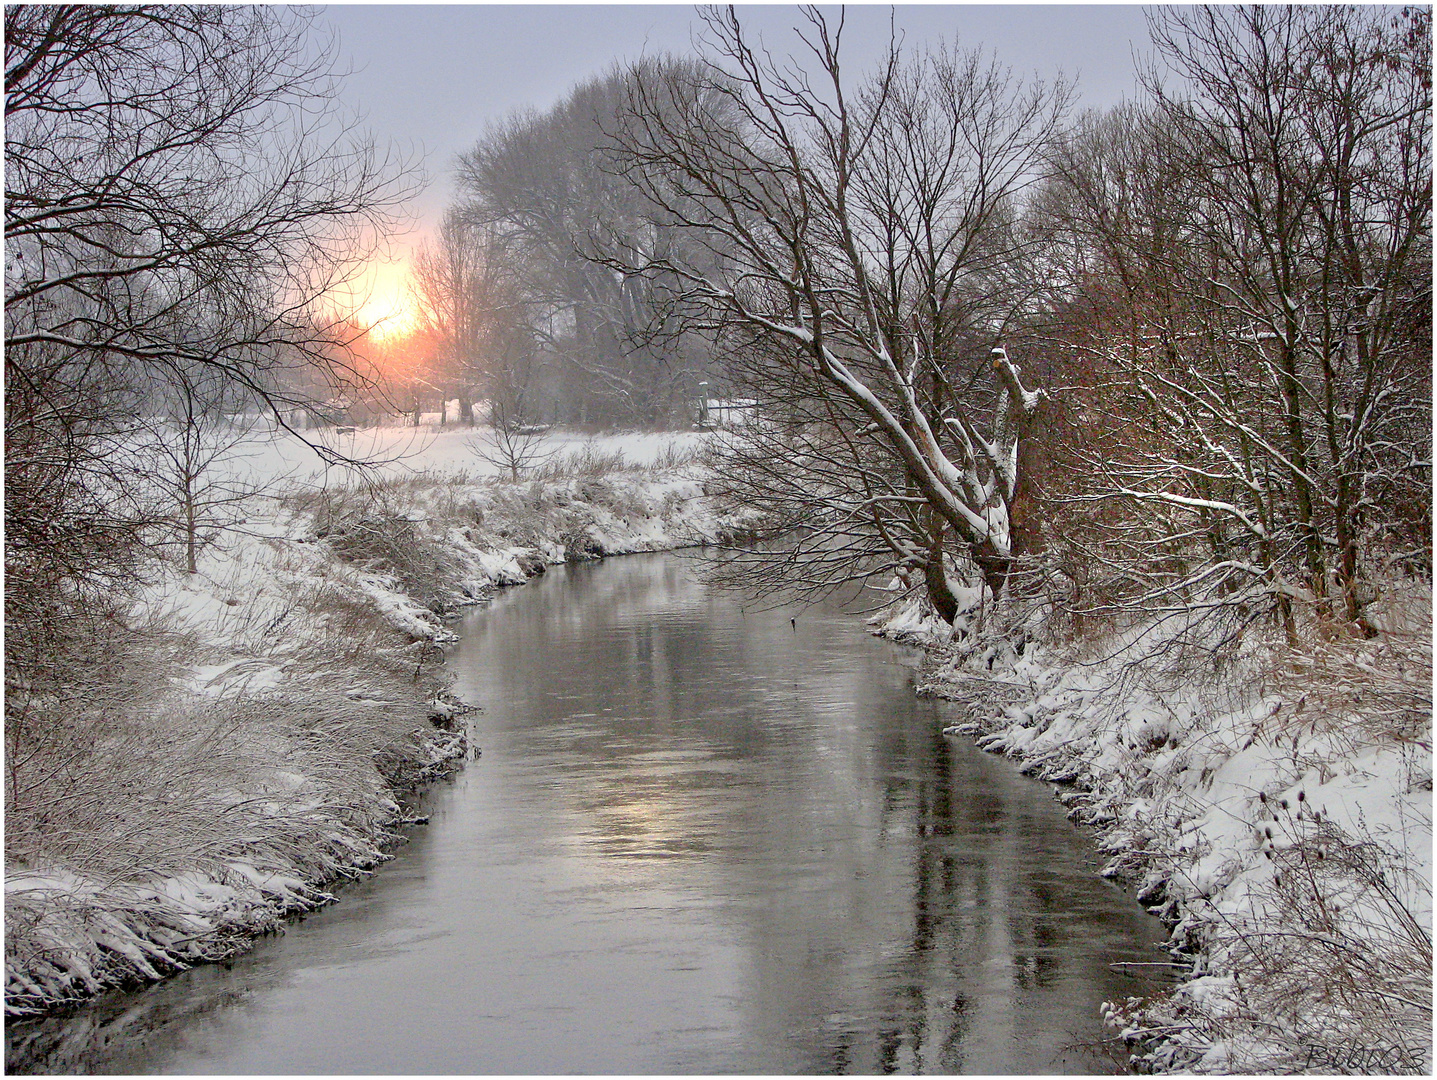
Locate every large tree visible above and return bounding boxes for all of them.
[408,212,531,425]
[454,59,724,428]
[610,7,1068,613]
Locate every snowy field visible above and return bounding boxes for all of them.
[5,426,736,1020]
[213,422,714,488]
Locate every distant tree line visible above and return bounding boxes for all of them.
[405,58,730,431]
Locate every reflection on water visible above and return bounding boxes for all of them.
[7,553,1167,1074]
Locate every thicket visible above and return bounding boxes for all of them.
[1019,6,1432,658]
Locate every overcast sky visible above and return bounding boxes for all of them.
[318,4,1155,302]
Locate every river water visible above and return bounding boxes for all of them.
[8,552,1167,1074]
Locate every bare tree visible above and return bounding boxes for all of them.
[144,368,264,575]
[1032,8,1431,643]
[469,355,556,482]
[701,330,990,624]
[4,5,413,663]
[1156,6,1430,629]
[454,59,724,428]
[470,417,556,484]
[4,338,163,621]
[409,212,493,425]
[4,6,413,420]
[610,8,1068,614]
[1027,103,1296,645]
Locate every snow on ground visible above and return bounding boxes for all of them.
[212,421,713,489]
[880,590,1432,1074]
[13,419,1428,1072]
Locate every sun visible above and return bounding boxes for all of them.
[352,257,419,342]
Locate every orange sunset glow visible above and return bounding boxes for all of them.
[350,257,419,341]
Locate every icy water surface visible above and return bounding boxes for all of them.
[7,553,1168,1074]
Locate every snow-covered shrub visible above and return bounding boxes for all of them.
[289,486,470,616]
[5,529,467,1016]
[1107,812,1431,1074]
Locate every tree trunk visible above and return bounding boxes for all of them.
[184,490,198,574]
[974,550,1012,604]
[923,514,959,624]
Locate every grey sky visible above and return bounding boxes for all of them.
[318,4,1154,300]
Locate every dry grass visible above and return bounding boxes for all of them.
[285,483,471,614]
[1104,616,1433,1072]
[1266,627,1432,748]
[530,439,701,481]
[531,443,629,480]
[1230,813,1431,1068]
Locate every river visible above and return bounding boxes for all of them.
[7,552,1167,1074]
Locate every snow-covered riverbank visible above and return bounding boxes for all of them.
[9,424,1428,1075]
[4,430,740,1017]
[878,592,1432,1074]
